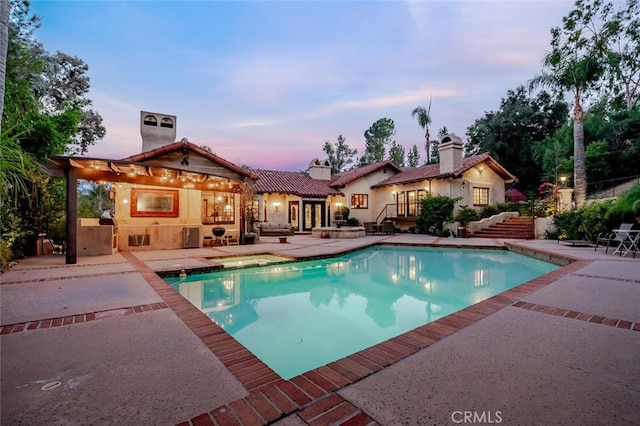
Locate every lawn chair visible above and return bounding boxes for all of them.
[598,223,634,254]
[594,232,612,251]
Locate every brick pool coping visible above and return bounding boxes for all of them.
[121,246,640,426]
[10,245,632,426]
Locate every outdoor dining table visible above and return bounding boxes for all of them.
[611,229,640,257]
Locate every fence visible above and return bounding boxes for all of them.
[587,175,640,199]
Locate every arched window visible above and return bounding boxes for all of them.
[161,117,174,128]
[143,115,157,126]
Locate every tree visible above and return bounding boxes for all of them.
[603,0,640,110]
[407,144,420,167]
[1,0,104,259]
[359,118,395,166]
[35,51,105,154]
[77,182,112,218]
[0,131,43,206]
[585,140,611,184]
[467,87,568,192]
[3,1,105,157]
[387,141,405,167]
[411,97,432,163]
[323,134,357,174]
[529,0,616,206]
[430,126,450,165]
[0,0,10,133]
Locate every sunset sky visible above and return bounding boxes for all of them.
[31,0,575,171]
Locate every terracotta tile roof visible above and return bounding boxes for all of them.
[250,169,343,198]
[372,153,518,188]
[123,141,257,180]
[329,161,402,188]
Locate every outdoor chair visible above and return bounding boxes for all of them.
[594,232,612,251]
[599,223,634,254]
[364,222,377,235]
[382,221,395,235]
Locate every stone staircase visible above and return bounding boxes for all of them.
[472,216,534,239]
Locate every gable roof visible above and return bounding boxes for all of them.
[329,161,402,188]
[371,153,517,188]
[124,140,257,181]
[250,169,343,198]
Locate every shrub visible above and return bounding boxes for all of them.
[551,211,584,240]
[606,183,640,223]
[416,195,459,233]
[345,217,360,226]
[454,205,479,225]
[0,241,12,271]
[506,188,527,203]
[479,205,500,219]
[335,206,350,220]
[551,199,612,241]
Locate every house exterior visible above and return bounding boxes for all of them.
[46,113,517,263]
[250,135,517,232]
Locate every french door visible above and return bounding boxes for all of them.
[303,201,325,231]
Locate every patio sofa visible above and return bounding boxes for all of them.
[256,222,294,236]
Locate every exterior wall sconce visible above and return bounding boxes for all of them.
[273,202,281,212]
[391,190,397,199]
[336,202,342,208]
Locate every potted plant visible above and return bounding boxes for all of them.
[241,179,259,244]
[454,205,478,238]
[244,233,256,244]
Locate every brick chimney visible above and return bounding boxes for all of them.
[439,134,464,175]
[140,111,177,152]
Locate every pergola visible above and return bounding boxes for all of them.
[46,144,257,264]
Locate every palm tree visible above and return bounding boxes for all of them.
[0,131,43,205]
[529,0,613,208]
[0,0,10,134]
[411,96,432,163]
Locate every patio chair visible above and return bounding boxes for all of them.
[594,232,612,251]
[364,222,376,235]
[600,223,634,254]
[382,221,395,235]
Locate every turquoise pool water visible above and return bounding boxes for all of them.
[167,246,558,379]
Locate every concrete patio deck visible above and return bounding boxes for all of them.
[1,234,639,425]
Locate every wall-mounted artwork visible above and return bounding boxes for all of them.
[131,189,179,217]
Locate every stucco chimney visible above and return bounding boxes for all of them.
[438,134,464,175]
[308,158,332,180]
[140,111,177,152]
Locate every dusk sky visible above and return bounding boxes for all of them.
[31,0,576,171]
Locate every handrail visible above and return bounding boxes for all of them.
[376,203,397,223]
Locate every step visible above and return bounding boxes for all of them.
[471,217,533,239]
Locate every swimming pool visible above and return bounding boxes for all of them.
[167,246,557,379]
